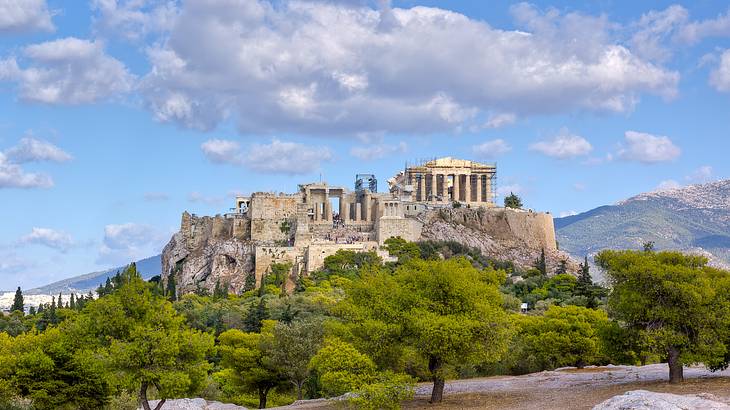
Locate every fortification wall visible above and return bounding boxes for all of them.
[250,195,299,242]
[376,217,423,244]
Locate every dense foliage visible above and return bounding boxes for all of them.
[2,241,730,408]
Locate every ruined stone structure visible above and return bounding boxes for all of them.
[162,157,570,295]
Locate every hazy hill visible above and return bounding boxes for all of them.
[555,180,730,268]
[26,255,161,295]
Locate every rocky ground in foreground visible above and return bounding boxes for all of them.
[144,364,730,409]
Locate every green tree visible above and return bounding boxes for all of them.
[270,319,324,399]
[596,250,726,383]
[218,324,283,409]
[534,248,547,276]
[69,293,76,310]
[309,337,377,396]
[71,265,214,410]
[244,298,269,333]
[243,271,257,293]
[504,192,522,209]
[555,259,568,275]
[509,306,611,373]
[338,257,510,403]
[11,287,23,314]
[383,237,421,263]
[166,275,177,302]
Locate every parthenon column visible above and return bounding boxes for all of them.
[314,203,320,221]
[344,202,351,222]
[453,174,460,202]
[476,174,482,203]
[430,173,437,202]
[363,193,371,221]
[485,175,492,205]
[419,174,426,202]
[441,174,448,202]
[355,203,362,221]
[465,174,472,203]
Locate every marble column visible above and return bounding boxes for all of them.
[363,193,370,221]
[485,175,492,205]
[344,202,351,222]
[419,174,426,202]
[441,174,448,202]
[465,174,472,203]
[476,174,482,203]
[314,203,320,221]
[430,173,437,202]
[355,203,362,221]
[324,201,332,222]
[453,174,460,202]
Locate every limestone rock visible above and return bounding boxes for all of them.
[592,390,730,410]
[419,207,579,273]
[142,398,247,410]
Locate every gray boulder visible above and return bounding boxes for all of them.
[593,390,730,410]
[142,398,247,410]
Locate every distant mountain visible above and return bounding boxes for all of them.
[555,180,730,268]
[27,255,161,295]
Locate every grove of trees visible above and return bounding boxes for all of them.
[2,241,730,408]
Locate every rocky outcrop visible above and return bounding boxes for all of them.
[161,212,255,295]
[142,398,247,410]
[593,390,730,410]
[419,207,579,273]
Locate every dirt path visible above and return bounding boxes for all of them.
[280,364,730,409]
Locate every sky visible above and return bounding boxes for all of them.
[1,0,730,290]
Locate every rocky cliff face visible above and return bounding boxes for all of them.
[419,207,578,272]
[161,212,254,295]
[162,206,573,295]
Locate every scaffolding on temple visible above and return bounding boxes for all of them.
[355,174,378,195]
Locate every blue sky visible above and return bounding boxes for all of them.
[1,0,730,289]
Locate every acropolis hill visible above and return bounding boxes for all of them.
[161,157,574,295]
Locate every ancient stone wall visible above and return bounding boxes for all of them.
[376,217,423,244]
[250,194,299,243]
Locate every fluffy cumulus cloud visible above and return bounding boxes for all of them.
[200,139,243,165]
[629,5,689,63]
[20,227,74,252]
[349,141,406,160]
[618,131,681,163]
[97,223,167,265]
[710,49,730,92]
[5,137,72,163]
[483,113,517,129]
[0,152,53,189]
[246,139,332,174]
[201,138,331,174]
[471,139,512,159]
[137,1,678,135]
[0,37,134,104]
[0,137,71,189]
[675,8,730,45]
[91,0,179,41]
[529,131,593,159]
[0,0,54,33]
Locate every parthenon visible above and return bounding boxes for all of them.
[389,157,496,205]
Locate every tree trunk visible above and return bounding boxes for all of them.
[259,386,269,409]
[668,347,684,384]
[296,381,303,400]
[429,356,445,403]
[140,382,151,410]
[153,399,167,410]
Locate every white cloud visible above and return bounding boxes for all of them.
[686,165,714,184]
[0,37,134,104]
[472,139,512,159]
[91,0,179,42]
[0,152,53,189]
[97,223,167,265]
[710,49,730,92]
[247,139,332,174]
[559,210,578,218]
[630,5,688,63]
[618,131,680,163]
[529,131,593,159]
[5,137,72,163]
[676,9,730,45]
[138,1,678,136]
[483,113,517,129]
[201,139,243,165]
[201,138,332,174]
[573,183,586,191]
[349,141,406,160]
[0,0,54,33]
[656,179,682,191]
[20,227,73,252]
